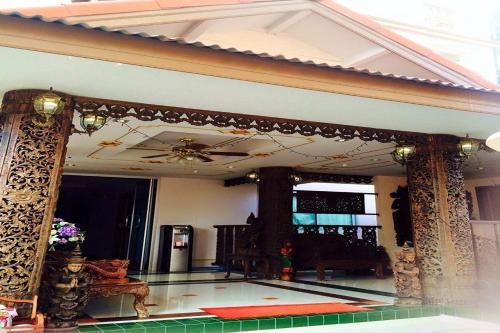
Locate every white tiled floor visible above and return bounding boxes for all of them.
[263,280,395,304]
[85,273,393,319]
[85,280,356,318]
[243,316,500,333]
[128,272,238,282]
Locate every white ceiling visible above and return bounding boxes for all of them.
[63,116,500,180]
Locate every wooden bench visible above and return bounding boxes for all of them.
[85,259,150,318]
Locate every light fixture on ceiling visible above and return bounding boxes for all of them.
[336,138,347,142]
[112,118,130,125]
[289,172,302,185]
[486,131,500,152]
[80,112,107,135]
[341,163,349,168]
[167,152,203,164]
[228,165,234,169]
[457,134,479,158]
[391,145,416,165]
[246,170,260,183]
[32,87,66,126]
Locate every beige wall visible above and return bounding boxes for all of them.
[465,176,500,220]
[149,177,258,271]
[373,175,407,264]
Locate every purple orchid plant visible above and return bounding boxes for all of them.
[48,218,85,249]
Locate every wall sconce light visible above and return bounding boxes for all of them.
[391,145,416,165]
[290,173,302,185]
[80,112,107,135]
[457,134,479,158]
[486,131,500,152]
[32,88,66,126]
[246,170,260,183]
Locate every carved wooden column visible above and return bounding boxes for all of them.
[406,135,476,304]
[0,90,73,298]
[258,167,293,272]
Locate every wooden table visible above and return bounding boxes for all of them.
[88,278,149,318]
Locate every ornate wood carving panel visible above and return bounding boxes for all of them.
[406,140,476,304]
[70,95,426,145]
[442,152,476,280]
[407,151,444,290]
[0,108,73,298]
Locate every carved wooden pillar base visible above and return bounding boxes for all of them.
[0,90,73,298]
[406,135,477,304]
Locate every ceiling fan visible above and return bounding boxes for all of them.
[139,138,249,163]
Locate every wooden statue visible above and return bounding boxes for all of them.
[393,241,422,305]
[40,244,90,329]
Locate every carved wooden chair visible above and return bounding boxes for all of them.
[85,259,129,284]
[84,259,150,318]
[0,295,44,331]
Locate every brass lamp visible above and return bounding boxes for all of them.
[457,134,479,158]
[80,112,107,135]
[290,173,302,185]
[32,88,65,126]
[246,170,260,183]
[391,145,416,165]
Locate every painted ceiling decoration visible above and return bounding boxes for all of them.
[3,89,498,179]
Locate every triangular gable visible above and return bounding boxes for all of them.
[2,0,499,91]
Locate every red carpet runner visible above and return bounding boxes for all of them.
[201,302,371,319]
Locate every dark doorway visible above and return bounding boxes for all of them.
[55,175,157,271]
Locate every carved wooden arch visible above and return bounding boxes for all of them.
[2,89,428,145]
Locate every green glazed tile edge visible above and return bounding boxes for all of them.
[86,305,452,333]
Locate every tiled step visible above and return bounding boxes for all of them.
[76,305,456,333]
